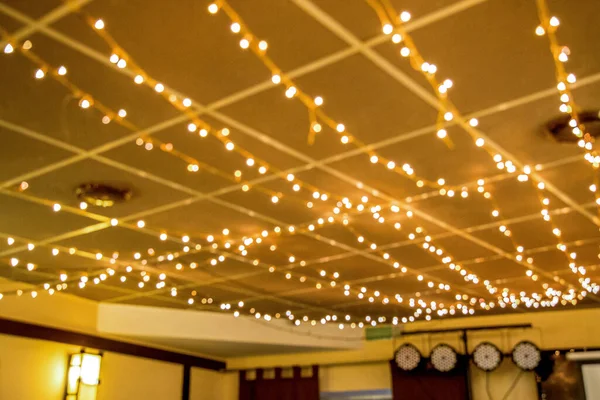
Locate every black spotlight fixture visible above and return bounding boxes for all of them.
[472,342,503,372]
[512,341,541,371]
[395,343,422,371]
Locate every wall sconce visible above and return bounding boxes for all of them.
[64,350,103,400]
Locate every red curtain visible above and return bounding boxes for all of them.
[239,366,319,400]
[390,360,467,400]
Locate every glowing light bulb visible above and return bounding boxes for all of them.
[258,40,268,51]
[35,69,45,79]
[4,44,14,53]
[285,86,297,98]
[239,38,250,49]
[79,98,91,109]
[382,24,393,35]
[400,11,411,22]
[469,118,479,127]
[53,203,61,212]
[134,75,144,84]
[549,16,560,27]
[137,220,145,228]
[475,138,485,147]
[444,112,453,121]
[535,25,545,36]
[271,74,281,84]
[118,109,127,118]
[370,155,378,164]
[231,22,241,33]
[208,3,219,13]
[155,83,165,92]
[436,129,447,139]
[314,96,323,106]
[400,47,410,57]
[94,19,105,29]
[57,66,67,75]
[225,142,234,151]
[117,59,127,69]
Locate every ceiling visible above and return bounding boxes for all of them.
[0,0,599,331]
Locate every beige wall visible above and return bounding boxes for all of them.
[471,360,537,400]
[320,362,391,393]
[0,334,80,400]
[0,333,238,400]
[96,353,182,400]
[190,368,238,400]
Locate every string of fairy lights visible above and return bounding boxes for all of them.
[1,185,470,317]
[360,0,600,295]
[0,37,584,320]
[0,25,362,216]
[534,0,598,165]
[0,0,597,326]
[20,1,588,306]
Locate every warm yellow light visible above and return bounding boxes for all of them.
[94,19,105,30]
[285,86,297,98]
[208,3,219,13]
[80,353,102,385]
[57,66,67,76]
[35,69,45,79]
[231,22,241,33]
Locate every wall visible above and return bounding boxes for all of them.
[0,334,80,400]
[96,353,183,400]
[0,332,240,400]
[190,367,238,400]
[319,362,391,393]
[0,333,184,400]
[470,361,537,400]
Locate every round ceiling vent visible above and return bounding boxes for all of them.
[75,183,132,207]
[546,110,600,143]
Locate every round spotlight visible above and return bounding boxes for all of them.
[512,341,541,371]
[395,343,422,371]
[430,344,459,372]
[472,342,503,371]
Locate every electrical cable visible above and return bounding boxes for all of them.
[501,370,524,400]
